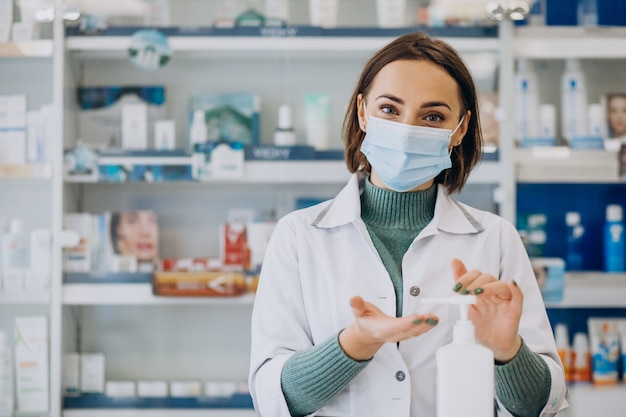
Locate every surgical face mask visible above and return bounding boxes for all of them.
[360,105,464,192]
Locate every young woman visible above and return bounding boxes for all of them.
[249,32,567,417]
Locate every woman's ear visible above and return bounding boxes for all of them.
[455,110,471,146]
[357,94,366,132]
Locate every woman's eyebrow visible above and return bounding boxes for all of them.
[421,101,452,111]
[375,95,452,111]
[375,94,404,104]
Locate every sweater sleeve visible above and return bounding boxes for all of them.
[280,331,370,417]
[495,340,552,417]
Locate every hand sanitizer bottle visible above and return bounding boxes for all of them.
[424,295,494,417]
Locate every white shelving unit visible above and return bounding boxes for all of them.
[513,25,626,416]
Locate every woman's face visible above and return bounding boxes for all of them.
[357,59,470,192]
[116,211,158,263]
[608,96,626,137]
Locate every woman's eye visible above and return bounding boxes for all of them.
[425,114,442,123]
[380,105,398,115]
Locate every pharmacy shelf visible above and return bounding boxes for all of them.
[66,27,499,59]
[0,163,53,179]
[63,410,255,417]
[64,160,502,185]
[0,289,50,304]
[62,283,255,305]
[515,148,621,183]
[544,272,626,308]
[0,40,53,57]
[514,26,626,59]
[63,394,253,409]
[561,384,626,417]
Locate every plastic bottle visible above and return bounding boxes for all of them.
[571,332,591,383]
[554,323,572,383]
[514,59,540,144]
[0,219,29,291]
[273,104,296,146]
[189,109,207,149]
[538,104,556,142]
[0,330,14,416]
[424,295,494,417]
[561,58,588,143]
[565,211,584,271]
[604,204,625,272]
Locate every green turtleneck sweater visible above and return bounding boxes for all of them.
[280,179,551,417]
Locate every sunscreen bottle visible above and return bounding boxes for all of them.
[554,323,572,383]
[423,295,494,417]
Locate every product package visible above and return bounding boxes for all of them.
[14,316,49,412]
[587,318,620,385]
[153,258,247,297]
[530,258,565,303]
[188,92,260,147]
[192,141,244,180]
[98,149,193,182]
[77,86,166,150]
[107,211,159,272]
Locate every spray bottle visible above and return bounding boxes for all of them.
[423,295,494,417]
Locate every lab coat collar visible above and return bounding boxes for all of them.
[313,172,484,236]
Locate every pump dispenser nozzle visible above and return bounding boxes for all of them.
[422,295,477,343]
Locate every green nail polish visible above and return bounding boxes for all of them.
[412,319,422,325]
[453,282,462,292]
[474,288,484,295]
[461,289,470,295]
[425,318,438,326]
[513,280,518,286]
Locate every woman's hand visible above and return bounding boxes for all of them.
[339,296,439,361]
[451,258,523,362]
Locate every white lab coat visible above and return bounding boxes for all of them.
[249,172,567,417]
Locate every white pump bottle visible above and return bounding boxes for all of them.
[424,295,494,417]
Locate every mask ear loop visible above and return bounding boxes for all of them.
[448,115,466,157]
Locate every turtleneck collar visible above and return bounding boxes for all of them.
[361,178,437,229]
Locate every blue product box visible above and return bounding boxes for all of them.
[520,137,558,148]
[531,257,565,303]
[77,86,166,150]
[569,136,604,149]
[97,150,192,182]
[189,92,260,146]
[545,0,578,26]
[244,145,315,160]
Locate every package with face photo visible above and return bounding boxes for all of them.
[605,93,626,139]
[107,210,159,272]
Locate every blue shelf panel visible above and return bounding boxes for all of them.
[63,394,253,409]
[66,25,498,39]
[63,272,153,284]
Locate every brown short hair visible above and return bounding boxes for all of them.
[342,32,483,194]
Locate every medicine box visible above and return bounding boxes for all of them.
[189,92,260,146]
[530,257,565,303]
[98,149,192,182]
[77,86,166,150]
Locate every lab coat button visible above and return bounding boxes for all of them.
[395,371,406,381]
[409,286,420,296]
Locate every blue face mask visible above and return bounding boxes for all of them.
[360,108,464,192]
